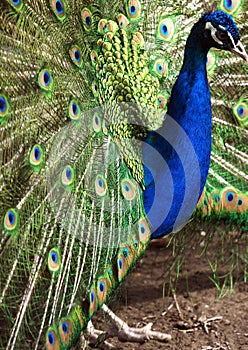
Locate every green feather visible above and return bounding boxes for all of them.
[0,0,247,349]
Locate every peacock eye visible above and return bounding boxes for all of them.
[69,46,83,68]
[216,30,229,41]
[81,8,93,30]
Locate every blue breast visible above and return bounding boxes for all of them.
[143,45,212,238]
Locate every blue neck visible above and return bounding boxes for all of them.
[143,33,212,238]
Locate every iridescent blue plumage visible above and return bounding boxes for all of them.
[143,11,246,238]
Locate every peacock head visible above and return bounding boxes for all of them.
[198,10,248,61]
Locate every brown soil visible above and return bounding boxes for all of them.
[93,232,248,350]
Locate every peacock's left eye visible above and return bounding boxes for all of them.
[216,30,229,41]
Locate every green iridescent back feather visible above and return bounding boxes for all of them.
[0,0,247,349]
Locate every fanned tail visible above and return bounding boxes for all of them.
[0,0,248,349]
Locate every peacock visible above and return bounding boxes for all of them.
[0,0,247,349]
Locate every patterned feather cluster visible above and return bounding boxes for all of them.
[0,0,247,349]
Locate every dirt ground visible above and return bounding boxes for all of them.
[92,230,248,350]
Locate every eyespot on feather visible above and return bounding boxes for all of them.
[7,0,23,12]
[117,14,129,28]
[48,248,61,272]
[29,144,44,168]
[157,93,168,109]
[81,8,93,30]
[208,189,221,212]
[61,165,75,186]
[68,99,80,120]
[4,209,19,232]
[89,287,98,317]
[97,276,112,305]
[98,19,108,34]
[95,175,107,196]
[117,247,131,281]
[121,179,136,200]
[236,193,248,213]
[133,239,139,251]
[151,59,168,78]
[220,187,238,211]
[38,69,54,92]
[92,82,99,97]
[157,17,175,42]
[45,327,60,350]
[92,113,102,132]
[0,94,10,119]
[58,311,83,346]
[90,51,98,66]
[138,218,150,244]
[69,46,83,68]
[117,255,124,280]
[126,0,141,21]
[50,0,66,20]
[59,319,74,346]
[219,0,242,15]
[117,243,141,282]
[232,100,247,126]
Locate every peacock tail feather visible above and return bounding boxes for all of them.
[0,0,247,349]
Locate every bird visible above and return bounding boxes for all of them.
[0,0,247,349]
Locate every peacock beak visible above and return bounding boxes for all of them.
[230,40,248,62]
